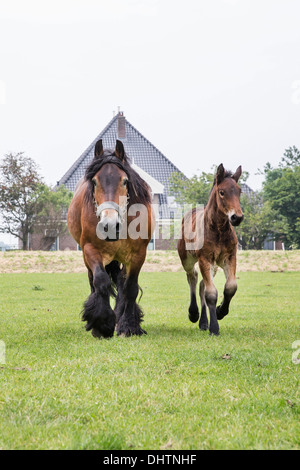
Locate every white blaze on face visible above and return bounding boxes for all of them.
[227,209,235,222]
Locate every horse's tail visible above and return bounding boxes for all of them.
[105,260,143,303]
[105,260,121,298]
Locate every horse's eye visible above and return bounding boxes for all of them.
[219,190,225,197]
[122,178,128,187]
[92,178,97,187]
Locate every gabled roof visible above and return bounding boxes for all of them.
[131,163,164,195]
[240,182,255,198]
[58,112,184,198]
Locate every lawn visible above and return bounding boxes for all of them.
[0,270,299,449]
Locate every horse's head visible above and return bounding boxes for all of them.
[214,164,244,226]
[90,140,129,241]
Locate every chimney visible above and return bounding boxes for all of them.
[117,110,126,139]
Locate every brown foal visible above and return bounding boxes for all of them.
[178,164,244,335]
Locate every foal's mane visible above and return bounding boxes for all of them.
[212,169,234,187]
[208,169,235,196]
[84,149,151,207]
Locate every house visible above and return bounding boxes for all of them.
[49,110,185,250]
[0,240,12,252]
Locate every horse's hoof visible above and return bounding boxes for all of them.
[116,326,147,337]
[91,326,114,339]
[199,322,208,331]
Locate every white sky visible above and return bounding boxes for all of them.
[0,0,300,201]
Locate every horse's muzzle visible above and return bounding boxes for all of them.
[230,214,244,226]
[95,201,125,241]
[96,216,122,241]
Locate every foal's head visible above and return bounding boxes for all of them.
[213,164,244,226]
[87,139,129,241]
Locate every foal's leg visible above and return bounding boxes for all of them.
[199,259,219,335]
[199,279,208,330]
[187,268,199,323]
[82,244,116,338]
[217,256,237,320]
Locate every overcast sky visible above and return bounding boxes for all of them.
[1,0,300,199]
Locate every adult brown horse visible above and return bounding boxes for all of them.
[177,164,243,336]
[67,139,155,338]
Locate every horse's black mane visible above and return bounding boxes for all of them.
[84,149,151,207]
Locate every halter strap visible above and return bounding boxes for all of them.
[96,201,124,218]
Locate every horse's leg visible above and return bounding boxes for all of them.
[199,279,208,330]
[217,256,237,320]
[82,244,116,338]
[116,254,146,337]
[198,259,219,336]
[87,268,95,293]
[114,266,126,324]
[186,268,199,323]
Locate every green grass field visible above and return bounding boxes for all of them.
[0,270,299,449]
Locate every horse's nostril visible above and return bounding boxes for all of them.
[230,214,243,226]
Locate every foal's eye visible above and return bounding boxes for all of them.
[219,190,225,197]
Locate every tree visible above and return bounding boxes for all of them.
[32,185,73,250]
[262,146,300,249]
[169,168,250,207]
[0,152,44,249]
[169,170,214,206]
[235,193,278,249]
[0,152,73,250]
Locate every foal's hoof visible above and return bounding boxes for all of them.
[216,305,228,320]
[188,307,199,323]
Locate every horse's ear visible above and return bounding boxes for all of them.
[216,164,225,185]
[94,139,104,158]
[232,165,242,183]
[115,140,125,161]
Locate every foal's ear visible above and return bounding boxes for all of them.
[94,139,104,158]
[115,140,125,161]
[232,165,242,183]
[216,163,225,185]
